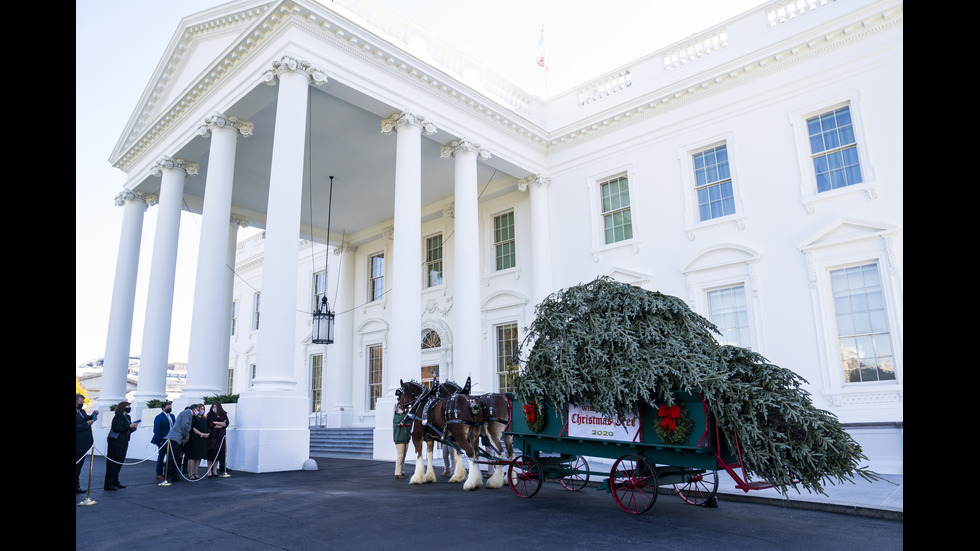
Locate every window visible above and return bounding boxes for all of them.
[831,263,895,383]
[807,106,863,192]
[426,235,443,287]
[310,354,323,412]
[495,323,519,393]
[249,363,257,387]
[252,292,260,330]
[493,211,516,271]
[707,285,750,348]
[600,175,632,244]
[227,367,234,395]
[367,345,383,410]
[231,300,239,336]
[369,253,385,302]
[313,270,327,311]
[422,329,442,349]
[694,144,735,221]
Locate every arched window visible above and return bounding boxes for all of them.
[421,329,441,349]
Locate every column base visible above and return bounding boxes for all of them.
[227,391,311,473]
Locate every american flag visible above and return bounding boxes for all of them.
[536,28,546,69]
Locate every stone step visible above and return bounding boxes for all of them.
[309,428,374,459]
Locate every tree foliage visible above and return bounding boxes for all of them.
[513,277,881,494]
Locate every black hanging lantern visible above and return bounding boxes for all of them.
[312,295,334,344]
[311,176,336,345]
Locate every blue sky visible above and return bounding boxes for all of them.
[75,0,763,366]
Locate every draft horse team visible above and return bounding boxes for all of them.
[395,378,514,490]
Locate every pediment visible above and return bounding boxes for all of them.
[481,290,528,312]
[602,267,650,286]
[683,244,759,273]
[111,1,273,160]
[798,219,899,252]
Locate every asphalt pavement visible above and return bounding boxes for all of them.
[76,454,902,550]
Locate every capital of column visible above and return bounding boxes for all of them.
[383,225,395,240]
[333,242,358,256]
[197,112,253,139]
[517,175,551,192]
[381,112,437,136]
[113,190,150,209]
[442,204,455,219]
[261,55,328,86]
[230,213,250,228]
[439,139,491,160]
[151,156,199,177]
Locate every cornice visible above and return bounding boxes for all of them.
[543,3,903,153]
[115,0,901,170]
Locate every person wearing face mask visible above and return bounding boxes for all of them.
[76,394,98,493]
[164,404,198,483]
[185,405,210,480]
[205,403,229,477]
[151,401,175,480]
[104,401,139,491]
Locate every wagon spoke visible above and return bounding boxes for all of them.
[673,470,719,506]
[610,454,658,514]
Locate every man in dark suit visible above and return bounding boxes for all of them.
[76,394,98,493]
[152,401,175,480]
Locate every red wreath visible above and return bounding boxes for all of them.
[523,401,546,433]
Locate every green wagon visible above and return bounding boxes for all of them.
[503,391,780,514]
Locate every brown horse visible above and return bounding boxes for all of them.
[397,380,485,490]
[438,378,515,489]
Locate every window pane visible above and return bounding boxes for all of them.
[830,263,894,383]
[707,285,750,348]
[808,106,862,193]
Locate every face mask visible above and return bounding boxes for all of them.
[77,403,84,410]
[124,407,132,413]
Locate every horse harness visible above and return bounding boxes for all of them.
[404,384,481,444]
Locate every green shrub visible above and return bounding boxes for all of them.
[203,393,239,404]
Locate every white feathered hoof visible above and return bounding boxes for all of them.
[463,466,484,491]
[485,467,505,489]
[410,457,426,484]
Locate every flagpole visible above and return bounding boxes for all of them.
[537,26,548,98]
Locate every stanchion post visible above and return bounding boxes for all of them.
[158,440,172,486]
[78,446,97,506]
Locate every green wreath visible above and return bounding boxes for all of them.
[523,401,546,433]
[655,404,694,445]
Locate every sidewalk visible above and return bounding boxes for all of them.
[582,456,902,521]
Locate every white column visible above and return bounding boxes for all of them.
[441,139,491,379]
[234,56,326,473]
[133,158,198,408]
[381,113,437,390]
[100,191,149,408]
[182,112,252,407]
[220,215,248,391]
[519,175,554,307]
[326,242,357,427]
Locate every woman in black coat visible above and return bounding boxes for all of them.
[104,401,138,491]
[185,406,210,480]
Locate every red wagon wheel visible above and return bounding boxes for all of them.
[508,455,543,498]
[673,470,719,506]
[558,455,590,491]
[610,454,658,514]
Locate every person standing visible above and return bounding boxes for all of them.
[164,404,197,482]
[392,404,410,479]
[76,394,98,493]
[205,403,229,477]
[151,401,175,480]
[104,401,139,491]
[185,405,210,480]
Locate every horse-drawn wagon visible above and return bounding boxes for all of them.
[503,391,781,514]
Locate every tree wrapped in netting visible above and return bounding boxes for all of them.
[513,276,881,494]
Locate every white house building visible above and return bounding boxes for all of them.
[99,0,903,474]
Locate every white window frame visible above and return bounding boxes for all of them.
[313,269,327,312]
[683,245,764,354]
[706,284,752,349]
[679,134,746,237]
[791,95,877,210]
[310,354,323,413]
[231,299,239,337]
[368,252,385,303]
[588,166,641,257]
[366,343,384,411]
[800,220,903,407]
[424,233,445,289]
[481,290,529,392]
[493,321,520,394]
[489,208,518,274]
[251,292,260,331]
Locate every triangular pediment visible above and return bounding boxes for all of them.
[798,219,899,252]
[111,1,274,160]
[602,267,650,286]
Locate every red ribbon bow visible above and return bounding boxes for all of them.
[523,402,537,424]
[658,404,680,432]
